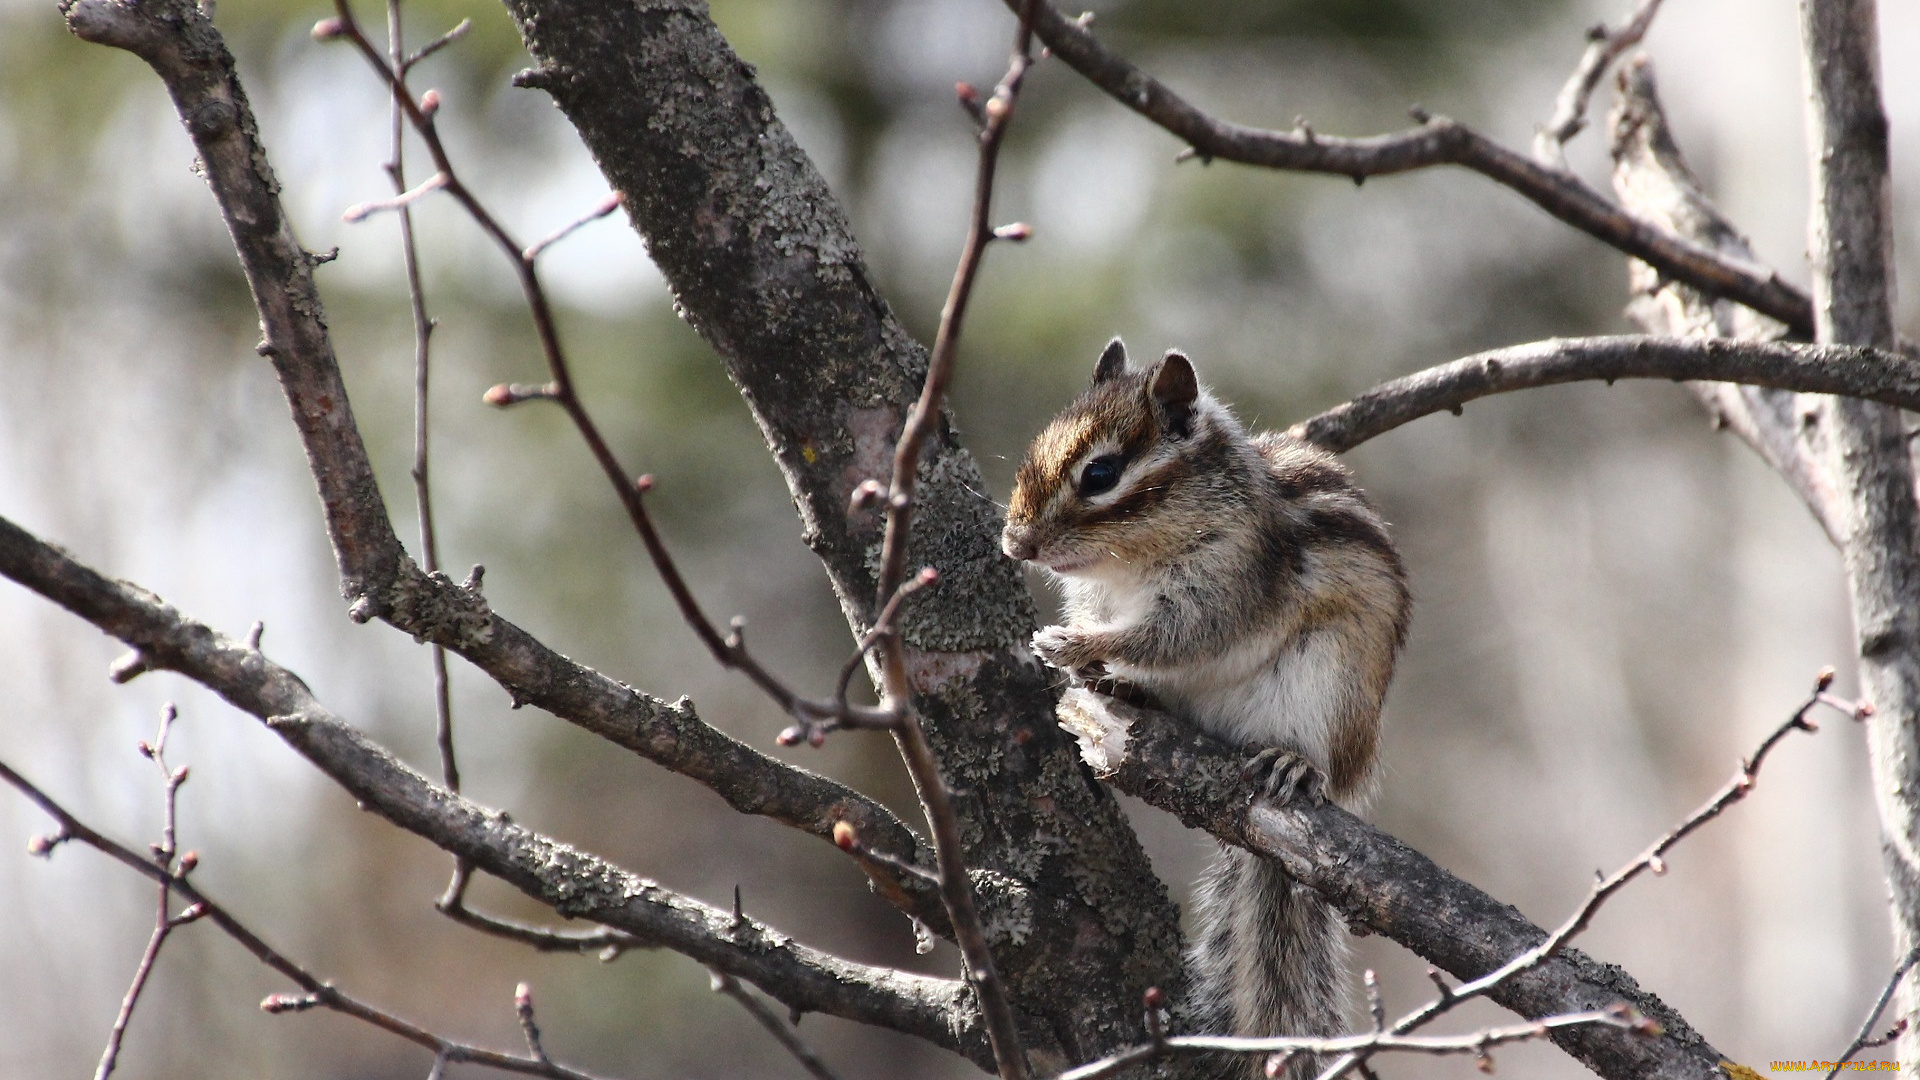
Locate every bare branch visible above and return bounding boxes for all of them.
[1535,0,1666,166]
[3,759,621,1080]
[1054,688,1728,1079]
[379,0,460,800]
[1608,58,1843,540]
[438,864,649,959]
[999,0,1815,337]
[0,513,988,1065]
[1830,948,1920,1077]
[1291,335,1920,454]
[711,969,848,1080]
[1798,4,1920,1070]
[1055,1007,1649,1080]
[860,4,1048,1074]
[94,703,197,1080]
[94,899,172,1080]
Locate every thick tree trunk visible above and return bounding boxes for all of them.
[496,1,1193,1071]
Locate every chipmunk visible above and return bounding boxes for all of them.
[1001,339,1410,1077]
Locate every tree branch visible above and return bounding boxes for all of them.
[0,512,987,1066]
[1291,335,1920,454]
[497,0,1191,1069]
[5,757,622,1080]
[1609,57,1843,541]
[58,0,947,930]
[1798,1,1920,1070]
[1054,690,1729,1080]
[1535,0,1666,166]
[1000,0,1815,338]
[1830,947,1920,1076]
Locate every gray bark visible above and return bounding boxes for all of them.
[1061,692,1728,1079]
[1613,33,1919,1071]
[1798,0,1920,1068]
[503,0,1198,1071]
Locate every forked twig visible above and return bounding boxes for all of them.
[1535,0,1667,166]
[1828,947,1920,1077]
[1306,668,1863,1079]
[854,2,1047,1076]
[3,757,621,1080]
[1061,669,1861,1079]
[91,705,203,1080]
[710,969,847,1080]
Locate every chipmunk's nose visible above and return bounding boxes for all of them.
[1001,523,1038,562]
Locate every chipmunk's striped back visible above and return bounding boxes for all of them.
[1004,339,1409,1077]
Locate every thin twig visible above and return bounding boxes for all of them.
[1828,947,1920,1077]
[402,17,469,72]
[711,969,847,1080]
[1535,0,1667,166]
[1053,1007,1649,1080]
[321,2,900,734]
[94,912,171,1080]
[95,704,194,1080]
[382,0,460,800]
[1,758,622,1080]
[515,983,550,1064]
[524,193,624,263]
[437,863,648,959]
[1306,669,1861,1079]
[859,3,1046,1078]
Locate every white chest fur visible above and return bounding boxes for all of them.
[1059,570,1355,777]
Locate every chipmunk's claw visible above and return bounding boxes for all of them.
[1242,748,1326,807]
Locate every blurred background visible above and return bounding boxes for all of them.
[2,0,1916,1075]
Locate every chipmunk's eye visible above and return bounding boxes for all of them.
[1077,454,1124,498]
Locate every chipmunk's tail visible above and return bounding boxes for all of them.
[1185,846,1349,1080]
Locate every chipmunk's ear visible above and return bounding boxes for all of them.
[1149,350,1197,438]
[1091,337,1128,385]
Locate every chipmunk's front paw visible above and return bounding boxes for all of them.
[1242,748,1327,807]
[1031,625,1105,673]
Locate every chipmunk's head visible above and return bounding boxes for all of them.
[1002,338,1241,577]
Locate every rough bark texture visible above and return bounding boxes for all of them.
[497,1,1188,1070]
[1609,58,1841,539]
[1798,1,1920,1068]
[60,0,952,946]
[1058,692,1726,1080]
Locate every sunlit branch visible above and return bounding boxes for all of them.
[1291,335,1920,454]
[997,0,1815,338]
